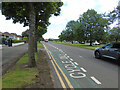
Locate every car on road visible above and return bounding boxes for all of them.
[45,39,48,42]
[94,43,120,60]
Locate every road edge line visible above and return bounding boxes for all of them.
[43,44,67,89]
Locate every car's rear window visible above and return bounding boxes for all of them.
[113,43,120,48]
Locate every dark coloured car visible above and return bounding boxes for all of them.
[94,43,120,60]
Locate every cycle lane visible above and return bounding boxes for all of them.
[43,42,101,88]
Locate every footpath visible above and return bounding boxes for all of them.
[2,44,54,88]
[2,43,28,75]
[0,42,25,49]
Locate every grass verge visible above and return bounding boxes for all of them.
[2,53,38,88]
[2,43,44,88]
[51,41,102,50]
[37,42,43,48]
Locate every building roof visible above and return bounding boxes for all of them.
[1,32,22,37]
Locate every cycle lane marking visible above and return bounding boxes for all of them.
[45,43,101,87]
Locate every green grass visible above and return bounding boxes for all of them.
[37,42,43,48]
[2,53,38,88]
[2,43,43,88]
[51,41,102,50]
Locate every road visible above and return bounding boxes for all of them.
[42,42,119,89]
[1,44,28,74]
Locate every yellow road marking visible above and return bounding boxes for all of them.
[43,45,51,60]
[51,60,67,89]
[43,44,74,90]
[50,53,74,89]
[43,44,66,89]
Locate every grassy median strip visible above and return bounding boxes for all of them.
[2,53,38,88]
[51,41,101,50]
[37,42,43,48]
[2,43,43,88]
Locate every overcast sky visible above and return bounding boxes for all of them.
[0,0,118,39]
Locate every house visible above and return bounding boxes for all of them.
[10,33,18,39]
[2,32,11,39]
[0,32,2,44]
[0,32,2,39]
[1,32,22,40]
[16,35,22,40]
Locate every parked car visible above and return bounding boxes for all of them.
[92,41,100,45]
[94,43,120,60]
[73,41,79,44]
[80,41,85,44]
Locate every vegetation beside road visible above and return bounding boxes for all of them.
[2,43,53,88]
[12,39,24,43]
[37,42,43,48]
[2,53,38,88]
[51,41,102,50]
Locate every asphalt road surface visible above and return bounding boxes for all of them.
[42,41,119,89]
[1,44,28,66]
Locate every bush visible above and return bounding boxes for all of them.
[23,37,28,42]
[2,37,7,44]
[12,39,24,43]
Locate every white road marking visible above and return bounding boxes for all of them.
[70,72,86,78]
[80,67,87,72]
[90,76,101,85]
[79,56,82,58]
[67,56,70,58]
[65,54,67,56]
[74,62,78,65]
[70,58,73,61]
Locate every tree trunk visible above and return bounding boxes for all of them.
[28,3,36,67]
[34,24,37,52]
[34,14,38,52]
[34,33,37,52]
[89,30,92,46]
[71,41,73,44]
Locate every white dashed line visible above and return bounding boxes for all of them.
[79,56,82,58]
[80,67,87,72]
[67,56,70,58]
[90,76,101,85]
[65,54,67,56]
[70,58,73,61]
[74,62,78,65]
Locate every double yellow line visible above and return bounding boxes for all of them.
[43,44,74,90]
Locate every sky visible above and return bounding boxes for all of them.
[0,0,119,39]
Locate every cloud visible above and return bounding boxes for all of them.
[0,0,118,39]
[0,10,29,35]
[43,0,118,39]
[96,0,118,13]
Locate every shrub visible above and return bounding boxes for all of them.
[12,39,24,43]
[23,37,28,42]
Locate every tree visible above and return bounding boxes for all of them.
[2,2,63,67]
[65,20,77,43]
[74,18,87,43]
[80,9,110,46]
[59,30,67,42]
[109,27,120,42]
[22,29,29,38]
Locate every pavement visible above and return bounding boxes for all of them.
[42,41,119,88]
[1,43,28,75]
[0,42,25,49]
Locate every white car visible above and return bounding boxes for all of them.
[92,41,100,45]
